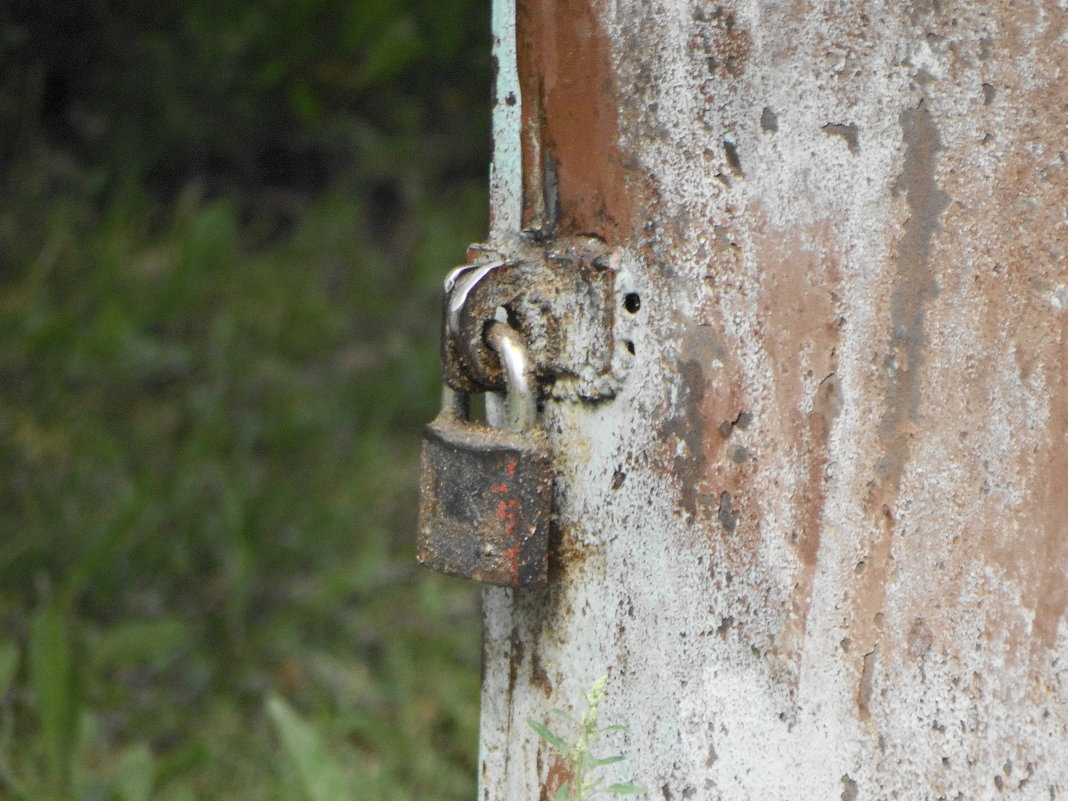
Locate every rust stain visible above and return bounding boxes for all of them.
[753,212,842,657]
[850,502,895,672]
[847,99,950,666]
[508,626,525,697]
[1030,334,1068,651]
[658,321,753,540]
[960,330,1068,661]
[516,0,630,238]
[801,372,841,570]
[1010,333,1068,656]
[530,649,553,697]
[872,8,1068,674]
[964,13,1068,661]
[540,754,572,801]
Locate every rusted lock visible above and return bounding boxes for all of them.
[417,322,552,588]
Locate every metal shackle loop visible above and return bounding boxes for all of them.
[440,384,469,419]
[444,261,504,341]
[485,321,536,433]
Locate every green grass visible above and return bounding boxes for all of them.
[0,159,486,799]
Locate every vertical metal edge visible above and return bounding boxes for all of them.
[478,586,515,801]
[489,0,521,241]
[483,1,521,793]
[484,1,525,790]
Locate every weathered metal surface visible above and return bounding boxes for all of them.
[417,401,552,588]
[480,0,1068,799]
[441,237,634,400]
[514,0,631,238]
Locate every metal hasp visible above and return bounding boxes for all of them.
[418,234,632,587]
[442,237,630,401]
[417,318,553,589]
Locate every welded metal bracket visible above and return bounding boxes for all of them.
[440,237,635,401]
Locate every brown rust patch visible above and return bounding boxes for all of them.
[657,320,757,546]
[540,754,573,801]
[531,649,553,697]
[964,356,1068,661]
[516,0,630,238]
[753,210,842,655]
[957,13,1068,661]
[1020,335,1068,655]
[548,517,600,582]
[508,626,525,696]
[846,100,950,666]
[823,0,1068,690]
[659,325,731,518]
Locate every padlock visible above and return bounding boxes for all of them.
[417,322,553,588]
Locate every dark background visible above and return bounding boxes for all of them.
[0,1,489,798]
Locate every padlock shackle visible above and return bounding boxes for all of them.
[444,261,505,341]
[440,385,470,419]
[485,322,536,433]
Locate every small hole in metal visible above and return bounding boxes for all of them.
[623,292,641,313]
[624,340,635,355]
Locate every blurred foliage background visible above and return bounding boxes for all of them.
[0,1,489,798]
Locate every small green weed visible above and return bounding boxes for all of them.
[0,611,158,801]
[266,693,360,801]
[527,676,644,801]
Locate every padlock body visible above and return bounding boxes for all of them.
[417,412,552,588]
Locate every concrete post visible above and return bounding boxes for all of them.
[482,2,1068,798]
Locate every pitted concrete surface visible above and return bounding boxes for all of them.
[480,2,1068,799]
